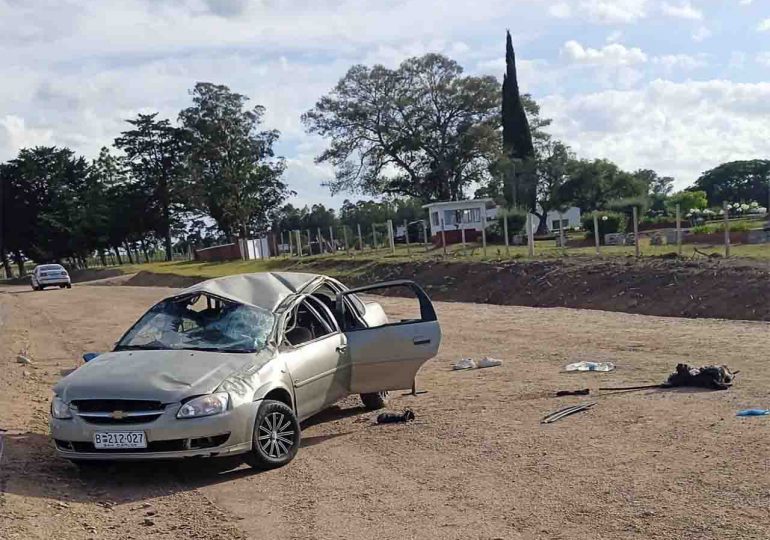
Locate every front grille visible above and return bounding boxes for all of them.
[81,414,163,425]
[55,434,230,453]
[72,399,166,425]
[72,400,164,413]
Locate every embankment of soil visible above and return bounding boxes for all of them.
[121,256,770,322]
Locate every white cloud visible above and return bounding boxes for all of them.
[562,40,648,65]
[691,26,712,42]
[757,52,770,67]
[758,19,770,32]
[0,116,53,158]
[652,54,707,72]
[541,79,770,185]
[548,1,572,18]
[739,0,753,4]
[606,30,623,43]
[578,0,648,24]
[660,1,702,21]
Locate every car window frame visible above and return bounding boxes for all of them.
[280,294,341,350]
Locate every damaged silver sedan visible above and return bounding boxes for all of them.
[50,272,441,469]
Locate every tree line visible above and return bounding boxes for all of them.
[0,83,289,276]
[302,31,769,234]
[3,32,768,276]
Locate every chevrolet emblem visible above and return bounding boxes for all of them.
[111,410,125,420]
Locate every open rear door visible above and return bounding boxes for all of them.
[336,280,441,394]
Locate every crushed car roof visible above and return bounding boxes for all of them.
[171,272,321,311]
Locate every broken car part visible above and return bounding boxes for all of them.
[541,402,596,424]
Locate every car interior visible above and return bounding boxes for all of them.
[282,283,366,346]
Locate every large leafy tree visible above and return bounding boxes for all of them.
[501,30,537,211]
[114,113,190,261]
[559,159,648,211]
[303,54,499,201]
[180,82,289,239]
[693,159,770,207]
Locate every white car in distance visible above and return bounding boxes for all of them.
[31,264,72,291]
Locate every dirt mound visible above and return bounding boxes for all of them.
[304,256,770,321]
[123,270,206,288]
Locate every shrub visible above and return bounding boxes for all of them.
[497,208,528,235]
[606,195,651,219]
[582,211,626,242]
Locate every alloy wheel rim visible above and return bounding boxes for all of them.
[257,411,295,458]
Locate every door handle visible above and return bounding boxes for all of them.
[336,345,348,353]
[413,337,431,345]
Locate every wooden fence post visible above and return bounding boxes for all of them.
[343,226,349,255]
[633,206,640,257]
[387,219,395,254]
[481,225,487,258]
[440,219,447,256]
[723,201,731,258]
[593,214,600,255]
[526,213,535,257]
[372,223,377,250]
[329,226,335,253]
[423,220,429,252]
[306,230,312,256]
[676,204,682,256]
[357,223,363,251]
[404,220,410,256]
[503,214,509,257]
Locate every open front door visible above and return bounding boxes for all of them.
[336,280,441,394]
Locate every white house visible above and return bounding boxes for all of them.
[422,199,495,244]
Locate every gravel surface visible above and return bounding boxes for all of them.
[1,284,769,539]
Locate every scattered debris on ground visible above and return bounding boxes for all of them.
[376,409,416,424]
[541,402,596,424]
[555,388,590,396]
[564,361,614,372]
[452,357,502,370]
[736,409,769,417]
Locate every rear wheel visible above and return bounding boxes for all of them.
[59,284,65,289]
[360,391,389,410]
[243,400,300,470]
[66,283,72,289]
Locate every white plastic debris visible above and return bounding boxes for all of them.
[16,355,33,366]
[564,361,615,372]
[477,357,503,369]
[453,358,477,370]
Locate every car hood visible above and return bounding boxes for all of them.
[54,349,266,403]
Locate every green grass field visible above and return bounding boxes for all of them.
[119,236,770,281]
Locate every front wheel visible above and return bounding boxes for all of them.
[243,400,300,470]
[360,391,389,410]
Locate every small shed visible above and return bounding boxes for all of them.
[423,199,495,244]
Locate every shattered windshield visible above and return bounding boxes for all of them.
[116,293,274,353]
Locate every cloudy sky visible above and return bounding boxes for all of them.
[1,0,769,207]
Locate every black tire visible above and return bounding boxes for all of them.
[31,285,39,291]
[243,400,300,470]
[66,283,72,289]
[360,391,389,410]
[59,284,65,289]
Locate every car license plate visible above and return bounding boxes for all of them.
[93,431,147,449]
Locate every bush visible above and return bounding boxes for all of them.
[693,221,754,234]
[497,208,528,235]
[582,211,626,242]
[606,195,651,219]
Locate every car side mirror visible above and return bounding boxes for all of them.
[82,352,100,363]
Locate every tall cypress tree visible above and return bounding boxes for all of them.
[502,30,535,210]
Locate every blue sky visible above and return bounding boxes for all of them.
[1,0,768,209]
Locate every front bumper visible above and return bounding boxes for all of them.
[50,400,259,461]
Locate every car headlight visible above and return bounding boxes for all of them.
[51,396,72,419]
[177,393,229,419]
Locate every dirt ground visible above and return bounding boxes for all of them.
[1,283,769,539]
